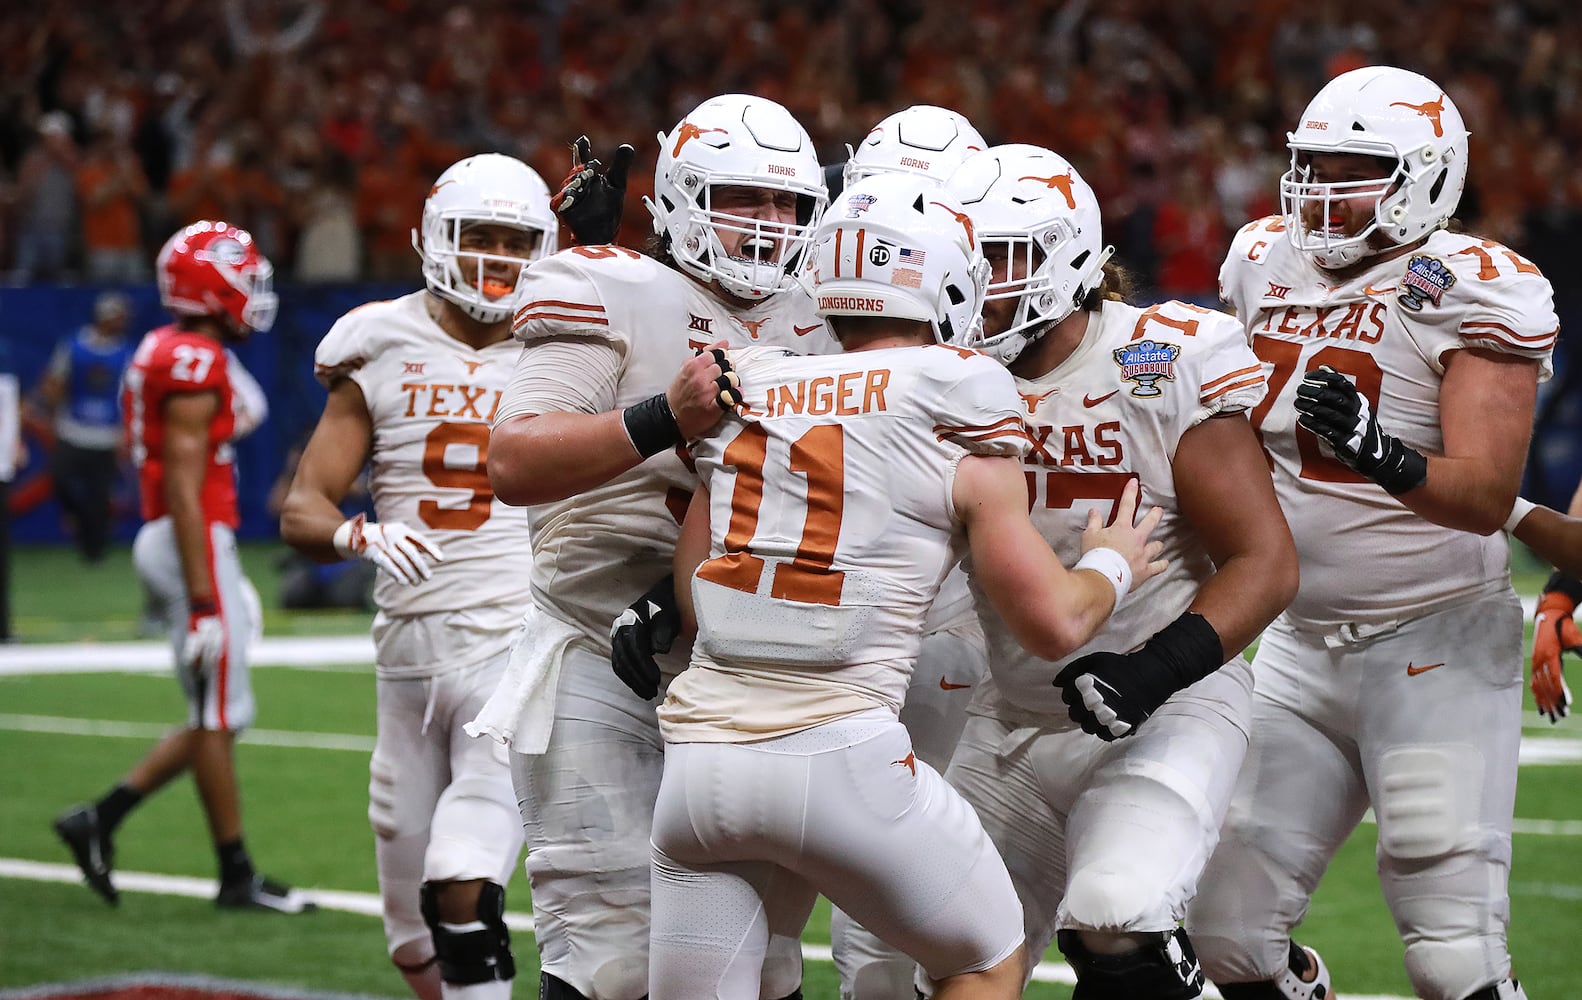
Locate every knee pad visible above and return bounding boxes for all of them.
[1062,866,1160,932]
[1057,928,1205,1000]
[1403,935,1513,1000]
[539,972,590,1000]
[1217,942,1330,1000]
[420,880,515,985]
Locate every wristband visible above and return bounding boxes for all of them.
[622,393,683,459]
[332,514,363,558]
[1074,547,1132,610]
[1503,497,1535,534]
[189,598,218,618]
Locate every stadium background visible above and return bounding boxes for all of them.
[2,2,1582,999]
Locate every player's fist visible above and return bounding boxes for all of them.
[1532,589,1579,723]
[610,575,681,701]
[551,135,635,246]
[333,514,445,586]
[181,600,227,678]
[1294,365,1426,495]
[1052,612,1224,741]
[667,342,743,439]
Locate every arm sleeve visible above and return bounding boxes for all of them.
[494,336,624,424]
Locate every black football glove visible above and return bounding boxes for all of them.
[551,135,635,247]
[1053,612,1224,741]
[610,574,680,700]
[1294,365,1427,495]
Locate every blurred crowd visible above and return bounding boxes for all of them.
[2,0,1580,300]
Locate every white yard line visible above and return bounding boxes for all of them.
[0,858,1423,999]
[0,635,376,675]
[0,713,375,752]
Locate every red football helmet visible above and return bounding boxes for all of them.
[156,220,278,334]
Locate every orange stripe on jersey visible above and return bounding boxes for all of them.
[514,311,611,326]
[523,299,605,311]
[1201,375,1266,402]
[938,429,1033,447]
[1460,322,1556,345]
[1201,364,1263,393]
[933,415,1027,436]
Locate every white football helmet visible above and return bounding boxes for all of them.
[946,144,1113,364]
[811,173,989,345]
[843,105,987,189]
[415,153,558,323]
[1281,65,1469,269]
[646,93,827,301]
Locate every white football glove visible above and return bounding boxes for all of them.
[333,514,445,586]
[181,603,227,678]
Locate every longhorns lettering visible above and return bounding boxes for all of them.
[1388,94,1447,138]
[673,121,730,157]
[1019,169,1078,209]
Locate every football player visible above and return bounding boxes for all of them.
[923,144,1297,1000]
[53,221,313,914]
[650,171,1166,1000]
[280,154,557,1000]
[470,94,837,1000]
[1183,67,1554,1000]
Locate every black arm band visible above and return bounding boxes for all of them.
[1545,570,1582,605]
[1147,611,1226,690]
[622,393,682,459]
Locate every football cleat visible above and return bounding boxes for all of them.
[1277,940,1331,1000]
[216,874,319,914]
[53,804,118,906]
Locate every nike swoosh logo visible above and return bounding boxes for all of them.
[793,324,823,337]
[1406,662,1445,676]
[1083,391,1118,407]
[938,678,972,691]
[1363,284,1397,296]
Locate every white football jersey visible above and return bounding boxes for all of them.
[661,343,1029,743]
[313,292,534,657]
[1221,221,1556,628]
[507,247,839,664]
[968,298,1268,720]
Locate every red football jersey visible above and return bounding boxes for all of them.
[123,324,239,526]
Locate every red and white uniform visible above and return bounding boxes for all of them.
[490,246,837,1000]
[124,326,254,731]
[125,325,238,526]
[1186,224,1556,1000]
[314,290,530,968]
[650,344,1027,999]
[944,299,1266,963]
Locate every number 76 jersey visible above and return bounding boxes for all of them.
[1221,221,1557,629]
[313,291,535,618]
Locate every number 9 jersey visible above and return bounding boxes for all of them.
[1221,220,1557,628]
[124,325,239,526]
[313,292,534,626]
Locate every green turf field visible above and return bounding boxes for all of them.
[2,542,1578,998]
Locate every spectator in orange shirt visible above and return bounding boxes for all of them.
[77,128,150,282]
[167,136,242,228]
